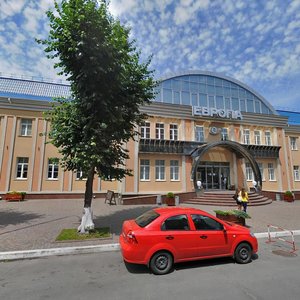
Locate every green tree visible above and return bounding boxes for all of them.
[38,0,156,232]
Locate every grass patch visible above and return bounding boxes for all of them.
[56,227,111,241]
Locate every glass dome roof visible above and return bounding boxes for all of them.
[154,70,277,115]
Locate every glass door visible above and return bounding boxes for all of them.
[206,166,220,189]
[197,163,230,190]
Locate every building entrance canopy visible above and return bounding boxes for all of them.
[191,140,263,191]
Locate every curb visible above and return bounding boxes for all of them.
[0,243,120,261]
[1,230,300,262]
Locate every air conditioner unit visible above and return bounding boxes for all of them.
[209,127,218,135]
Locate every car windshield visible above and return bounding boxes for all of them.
[135,210,160,228]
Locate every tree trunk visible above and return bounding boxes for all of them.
[78,167,95,233]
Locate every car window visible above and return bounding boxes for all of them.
[191,214,223,230]
[135,210,160,228]
[161,214,190,231]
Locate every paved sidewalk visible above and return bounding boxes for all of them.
[1,198,300,254]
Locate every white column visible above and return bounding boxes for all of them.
[232,152,238,188]
[0,116,8,190]
[6,116,17,191]
[28,117,38,192]
[38,120,47,192]
[182,155,186,192]
[282,130,291,191]
[276,158,283,192]
[68,170,73,192]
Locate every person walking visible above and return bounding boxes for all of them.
[232,188,242,210]
[239,188,249,212]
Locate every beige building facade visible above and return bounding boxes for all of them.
[0,71,300,198]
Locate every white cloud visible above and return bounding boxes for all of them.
[174,0,209,25]
[109,0,137,16]
[23,5,42,33]
[158,28,171,44]
[0,0,26,19]
[286,0,300,15]
[0,0,299,110]
[245,47,255,54]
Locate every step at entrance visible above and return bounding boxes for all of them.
[184,191,272,206]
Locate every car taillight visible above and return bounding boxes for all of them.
[126,230,138,244]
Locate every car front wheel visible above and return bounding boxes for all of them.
[234,243,252,264]
[150,251,173,275]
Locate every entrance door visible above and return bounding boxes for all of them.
[220,167,230,190]
[197,163,230,190]
[207,166,220,189]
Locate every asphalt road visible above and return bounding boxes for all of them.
[1,238,300,300]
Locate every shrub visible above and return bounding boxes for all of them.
[284,191,293,197]
[7,191,26,196]
[166,192,174,198]
[214,209,251,219]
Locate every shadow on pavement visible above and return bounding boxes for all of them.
[174,257,234,272]
[124,257,235,275]
[94,205,156,235]
[124,261,150,274]
[0,209,44,227]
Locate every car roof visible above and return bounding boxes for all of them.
[153,206,208,216]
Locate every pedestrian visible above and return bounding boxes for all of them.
[239,187,249,212]
[252,180,258,192]
[223,177,227,189]
[232,188,242,210]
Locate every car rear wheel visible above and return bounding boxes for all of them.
[234,243,252,264]
[150,251,173,275]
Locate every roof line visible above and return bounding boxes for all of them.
[159,70,278,115]
[0,75,69,87]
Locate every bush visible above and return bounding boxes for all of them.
[214,209,251,219]
[166,192,174,198]
[284,191,293,197]
[7,191,26,196]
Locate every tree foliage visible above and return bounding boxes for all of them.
[38,0,156,206]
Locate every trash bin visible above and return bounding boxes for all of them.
[275,193,281,201]
[175,196,180,206]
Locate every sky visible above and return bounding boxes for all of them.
[0,0,299,111]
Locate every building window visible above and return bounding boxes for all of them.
[243,129,250,144]
[265,131,272,145]
[254,131,261,145]
[155,160,165,181]
[221,128,228,141]
[245,163,253,181]
[258,163,264,181]
[20,119,32,136]
[195,126,204,142]
[76,170,86,180]
[140,159,150,181]
[170,160,179,181]
[156,123,164,140]
[48,158,59,180]
[141,122,150,139]
[268,163,275,181]
[170,124,178,141]
[290,137,298,150]
[294,166,300,181]
[16,157,28,179]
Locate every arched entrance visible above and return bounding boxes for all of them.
[191,140,262,191]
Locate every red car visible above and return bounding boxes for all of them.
[120,207,258,275]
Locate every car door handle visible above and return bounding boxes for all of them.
[200,235,208,239]
[166,235,174,240]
